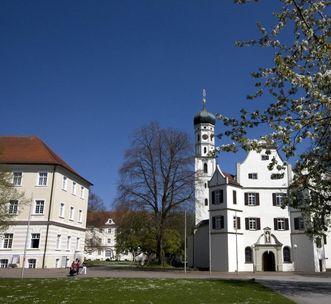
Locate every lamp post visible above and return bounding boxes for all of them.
[235,211,238,275]
[184,210,187,274]
[293,244,297,272]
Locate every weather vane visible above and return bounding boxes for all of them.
[202,89,207,108]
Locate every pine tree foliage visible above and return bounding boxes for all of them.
[216,0,330,236]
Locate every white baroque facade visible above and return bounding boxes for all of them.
[0,136,91,269]
[189,101,330,272]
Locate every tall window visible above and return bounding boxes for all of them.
[8,200,18,215]
[108,228,112,234]
[244,193,259,206]
[35,200,44,214]
[62,176,67,190]
[233,190,237,204]
[245,218,261,230]
[107,238,111,244]
[283,246,291,263]
[3,233,13,248]
[13,172,22,186]
[66,236,71,250]
[69,207,74,220]
[274,218,289,230]
[294,217,305,230]
[80,186,85,199]
[56,234,61,249]
[38,172,48,186]
[212,216,224,230]
[78,210,83,222]
[245,247,253,263]
[272,193,286,206]
[203,163,208,173]
[76,237,80,250]
[212,190,223,204]
[31,233,40,248]
[59,203,65,218]
[233,216,241,230]
[72,182,77,195]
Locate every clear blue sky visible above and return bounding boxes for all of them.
[0,0,282,208]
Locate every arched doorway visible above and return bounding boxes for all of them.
[262,251,275,271]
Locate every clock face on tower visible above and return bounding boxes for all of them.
[202,134,208,140]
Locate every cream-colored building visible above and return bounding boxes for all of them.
[0,136,92,269]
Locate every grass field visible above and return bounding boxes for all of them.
[0,278,294,304]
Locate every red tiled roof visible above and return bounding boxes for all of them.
[224,172,241,187]
[0,136,92,185]
[87,211,125,227]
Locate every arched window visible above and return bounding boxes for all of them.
[203,163,208,173]
[204,183,207,189]
[204,199,208,206]
[283,246,291,263]
[204,147,207,154]
[245,247,253,263]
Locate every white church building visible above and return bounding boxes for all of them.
[188,97,331,272]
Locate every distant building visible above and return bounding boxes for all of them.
[189,96,330,272]
[0,136,92,268]
[84,211,132,261]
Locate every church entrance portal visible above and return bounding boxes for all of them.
[262,251,275,271]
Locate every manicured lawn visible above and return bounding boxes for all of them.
[0,278,294,304]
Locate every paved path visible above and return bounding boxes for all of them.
[1,267,331,304]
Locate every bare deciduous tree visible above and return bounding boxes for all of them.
[116,122,194,265]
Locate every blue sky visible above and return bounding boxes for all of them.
[0,0,282,208]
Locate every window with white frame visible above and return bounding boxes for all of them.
[35,200,44,214]
[72,182,77,195]
[108,228,112,234]
[248,173,258,179]
[8,200,18,215]
[76,237,80,250]
[0,259,8,268]
[66,236,71,250]
[13,172,22,186]
[3,233,13,248]
[56,234,61,249]
[245,217,261,230]
[107,238,111,244]
[246,193,258,206]
[62,176,67,190]
[274,218,289,230]
[28,259,36,268]
[69,207,74,220]
[37,172,48,186]
[272,193,286,206]
[80,186,85,199]
[78,210,83,222]
[59,203,65,218]
[31,233,40,248]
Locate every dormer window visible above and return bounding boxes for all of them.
[107,219,113,224]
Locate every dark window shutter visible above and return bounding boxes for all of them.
[245,218,249,230]
[221,216,224,229]
[285,218,289,230]
[294,218,299,230]
[244,193,248,205]
[237,217,241,230]
[272,193,276,206]
[212,191,215,205]
[257,218,261,230]
[221,190,224,203]
[212,217,215,229]
[274,218,278,230]
[233,190,237,204]
[256,193,260,206]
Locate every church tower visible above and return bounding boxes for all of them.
[193,90,216,224]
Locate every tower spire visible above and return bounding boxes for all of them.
[202,89,207,109]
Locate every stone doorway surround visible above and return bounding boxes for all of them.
[253,227,283,271]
